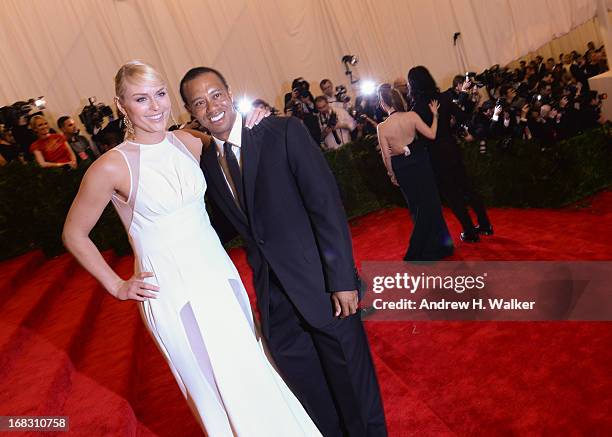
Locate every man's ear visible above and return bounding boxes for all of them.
[228,86,233,103]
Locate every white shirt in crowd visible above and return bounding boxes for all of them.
[320,106,356,150]
[326,96,347,111]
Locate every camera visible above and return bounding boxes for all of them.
[495,98,507,108]
[465,71,485,88]
[335,85,350,104]
[319,110,340,144]
[0,97,46,129]
[292,78,311,99]
[321,110,338,129]
[531,94,543,104]
[293,87,310,99]
[79,97,114,135]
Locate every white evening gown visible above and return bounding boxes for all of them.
[109,132,321,437]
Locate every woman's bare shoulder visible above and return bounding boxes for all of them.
[85,149,126,182]
[174,129,210,147]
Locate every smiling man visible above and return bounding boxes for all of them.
[180,67,387,437]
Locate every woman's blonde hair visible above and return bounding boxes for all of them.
[29,114,47,130]
[114,60,165,101]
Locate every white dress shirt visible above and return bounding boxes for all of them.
[320,107,356,150]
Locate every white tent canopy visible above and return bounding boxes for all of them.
[0,0,610,122]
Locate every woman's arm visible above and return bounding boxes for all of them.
[376,123,399,186]
[33,150,65,168]
[413,100,439,140]
[62,155,159,300]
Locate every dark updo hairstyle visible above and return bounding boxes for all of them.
[407,66,439,106]
[377,83,407,113]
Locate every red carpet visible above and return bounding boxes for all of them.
[1,192,611,436]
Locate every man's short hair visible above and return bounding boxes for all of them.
[314,95,328,105]
[57,116,70,130]
[539,83,551,92]
[452,75,465,89]
[319,79,332,89]
[499,85,512,97]
[179,67,228,105]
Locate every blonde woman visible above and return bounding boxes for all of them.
[29,115,77,169]
[63,61,322,436]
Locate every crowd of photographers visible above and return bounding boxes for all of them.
[444,42,608,153]
[1,42,608,167]
[274,42,608,153]
[278,76,382,149]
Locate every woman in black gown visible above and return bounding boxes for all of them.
[377,84,454,261]
[407,66,493,242]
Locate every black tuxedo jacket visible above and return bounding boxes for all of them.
[200,116,358,336]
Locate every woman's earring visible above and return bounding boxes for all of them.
[123,115,135,140]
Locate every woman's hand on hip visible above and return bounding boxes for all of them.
[113,272,159,301]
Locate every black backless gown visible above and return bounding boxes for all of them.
[390,138,454,261]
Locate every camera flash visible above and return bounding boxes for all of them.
[361,80,377,96]
[237,97,253,114]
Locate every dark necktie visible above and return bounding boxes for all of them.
[222,141,244,210]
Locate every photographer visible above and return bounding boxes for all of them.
[0,102,42,160]
[552,95,580,139]
[0,125,24,165]
[284,77,321,142]
[319,79,348,110]
[57,116,99,165]
[352,92,381,139]
[393,77,410,108]
[468,100,495,147]
[528,104,558,144]
[445,75,477,114]
[579,91,606,130]
[489,100,526,148]
[314,95,355,150]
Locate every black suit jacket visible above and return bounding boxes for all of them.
[200,116,358,336]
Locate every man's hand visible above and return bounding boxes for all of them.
[331,290,358,318]
[322,126,334,137]
[521,104,530,117]
[244,107,271,129]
